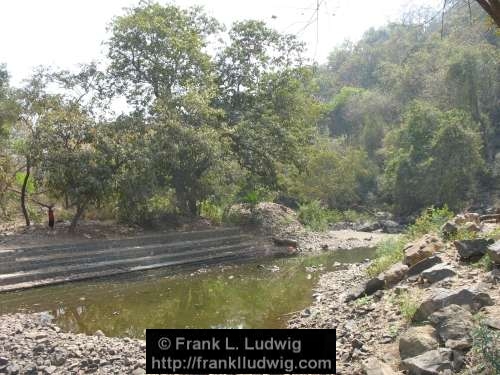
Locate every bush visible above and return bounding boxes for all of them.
[470,322,500,373]
[200,200,223,225]
[366,237,406,277]
[297,200,330,231]
[407,205,454,239]
[392,290,421,322]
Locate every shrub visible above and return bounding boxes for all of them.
[366,237,406,277]
[297,200,330,231]
[392,290,421,322]
[470,322,500,373]
[407,205,454,239]
[200,200,223,225]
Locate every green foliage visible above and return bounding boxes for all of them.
[200,200,223,225]
[470,322,500,373]
[383,102,484,215]
[472,254,494,271]
[391,290,421,322]
[407,205,454,238]
[297,200,331,231]
[366,237,406,277]
[289,139,377,210]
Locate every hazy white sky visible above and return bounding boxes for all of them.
[0,0,442,85]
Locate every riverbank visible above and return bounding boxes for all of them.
[289,227,500,374]
[0,313,146,374]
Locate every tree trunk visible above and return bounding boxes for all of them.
[475,0,500,28]
[20,163,31,227]
[69,204,85,233]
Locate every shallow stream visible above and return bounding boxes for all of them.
[0,247,375,338]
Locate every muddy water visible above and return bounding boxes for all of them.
[0,247,375,338]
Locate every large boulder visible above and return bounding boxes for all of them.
[413,287,494,321]
[454,239,494,261]
[381,262,408,287]
[401,348,453,375]
[487,240,500,265]
[403,235,444,267]
[362,358,397,375]
[399,325,440,360]
[428,305,474,351]
[421,264,456,284]
[407,256,443,277]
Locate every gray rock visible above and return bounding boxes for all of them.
[362,357,397,375]
[399,325,440,360]
[454,239,494,261]
[93,330,105,337]
[401,348,453,375]
[441,221,458,238]
[6,364,20,375]
[357,222,381,232]
[50,351,67,366]
[0,356,8,367]
[413,287,494,321]
[407,256,443,277]
[428,305,473,351]
[487,240,500,264]
[421,264,456,284]
[379,220,404,234]
[345,276,384,302]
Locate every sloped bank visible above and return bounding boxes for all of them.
[289,213,500,375]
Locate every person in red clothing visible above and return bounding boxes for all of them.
[48,205,55,229]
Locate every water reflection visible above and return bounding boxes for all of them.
[0,247,375,338]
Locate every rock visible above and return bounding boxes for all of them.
[131,369,145,375]
[0,357,8,367]
[463,221,481,233]
[464,212,480,224]
[441,221,458,238]
[421,264,456,284]
[487,240,500,264]
[403,235,443,267]
[381,262,408,287]
[454,239,493,261]
[413,287,494,321]
[50,351,67,366]
[272,237,298,248]
[428,305,473,351]
[407,256,443,277]
[401,348,453,375]
[362,358,397,375]
[453,214,467,225]
[345,276,385,302]
[379,220,404,234]
[399,325,440,360]
[93,330,105,337]
[357,222,381,232]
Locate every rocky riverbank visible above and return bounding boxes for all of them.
[0,313,146,374]
[289,215,500,374]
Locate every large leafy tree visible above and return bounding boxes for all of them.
[383,102,484,214]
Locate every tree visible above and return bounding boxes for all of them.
[475,0,500,28]
[14,71,57,226]
[382,102,484,214]
[107,1,221,110]
[0,65,18,216]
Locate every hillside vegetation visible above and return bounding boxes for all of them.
[0,1,499,231]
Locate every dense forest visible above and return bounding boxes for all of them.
[0,0,499,231]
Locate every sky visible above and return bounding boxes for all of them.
[0,0,443,86]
